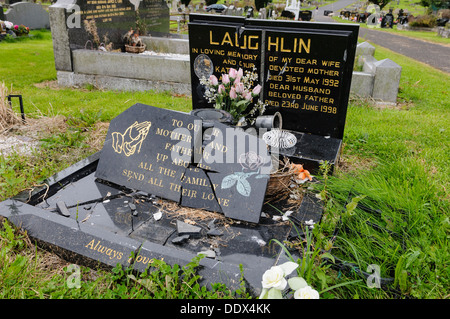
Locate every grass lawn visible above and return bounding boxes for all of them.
[0,29,449,299]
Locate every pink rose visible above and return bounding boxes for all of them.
[14,25,18,30]
[209,75,218,86]
[235,82,245,94]
[218,84,226,94]
[237,68,244,79]
[230,87,237,99]
[244,92,253,101]
[222,74,230,84]
[228,68,238,79]
[252,84,262,95]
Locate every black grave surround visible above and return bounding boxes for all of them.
[0,151,323,296]
[188,14,359,172]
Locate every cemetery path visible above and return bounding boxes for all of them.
[314,1,450,74]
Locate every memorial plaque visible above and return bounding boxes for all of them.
[64,0,169,51]
[189,14,359,139]
[95,103,202,202]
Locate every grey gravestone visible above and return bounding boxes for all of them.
[52,0,169,51]
[372,58,402,103]
[4,2,50,29]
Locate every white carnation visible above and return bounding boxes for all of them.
[294,285,320,299]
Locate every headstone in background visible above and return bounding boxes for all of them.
[0,5,5,21]
[372,58,402,103]
[56,0,170,51]
[4,2,50,29]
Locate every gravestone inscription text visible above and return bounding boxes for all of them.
[189,14,359,139]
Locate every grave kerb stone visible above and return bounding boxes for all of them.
[372,58,402,103]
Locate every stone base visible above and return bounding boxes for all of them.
[278,131,342,174]
[57,71,191,95]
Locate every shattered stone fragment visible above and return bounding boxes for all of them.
[56,201,71,217]
[197,249,216,259]
[153,210,162,221]
[207,228,223,236]
[171,235,190,245]
[176,220,202,237]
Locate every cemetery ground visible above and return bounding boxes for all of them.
[0,29,449,299]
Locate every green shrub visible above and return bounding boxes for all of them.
[409,15,437,27]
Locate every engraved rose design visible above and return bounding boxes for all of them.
[221,151,269,197]
[238,151,264,171]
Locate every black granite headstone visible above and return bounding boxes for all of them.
[180,166,222,212]
[261,29,350,139]
[189,14,359,140]
[64,0,169,51]
[95,103,202,202]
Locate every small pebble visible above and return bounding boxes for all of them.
[153,210,162,221]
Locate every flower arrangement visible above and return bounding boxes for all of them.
[259,261,320,299]
[0,21,29,37]
[200,67,266,125]
[291,163,313,182]
[15,24,29,36]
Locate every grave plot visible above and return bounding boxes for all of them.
[0,14,358,296]
[0,103,323,295]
